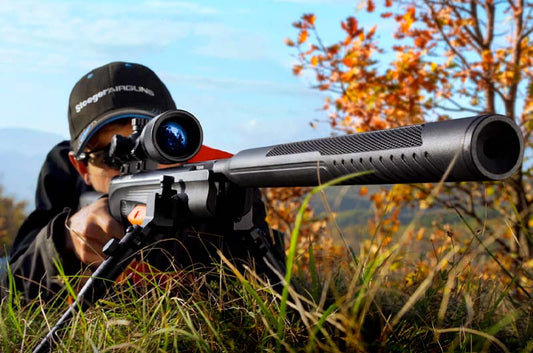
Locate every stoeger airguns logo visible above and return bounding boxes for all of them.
[75,85,155,113]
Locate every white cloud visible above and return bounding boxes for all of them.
[0,0,268,68]
[273,0,352,4]
[162,71,324,98]
[193,35,269,60]
[77,18,190,47]
[0,1,190,46]
[145,1,218,15]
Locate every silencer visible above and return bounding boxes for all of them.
[213,114,524,186]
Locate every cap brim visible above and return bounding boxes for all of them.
[72,108,159,157]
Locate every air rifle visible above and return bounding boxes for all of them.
[33,110,524,352]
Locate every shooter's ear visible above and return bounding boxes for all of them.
[68,151,92,186]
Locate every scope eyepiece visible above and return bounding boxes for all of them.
[139,110,203,164]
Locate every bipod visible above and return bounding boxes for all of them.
[33,176,178,353]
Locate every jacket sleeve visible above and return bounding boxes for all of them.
[2,141,89,301]
[5,209,83,301]
[10,141,90,256]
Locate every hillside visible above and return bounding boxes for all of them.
[0,128,65,206]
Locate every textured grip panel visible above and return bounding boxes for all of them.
[266,124,423,156]
[325,151,444,184]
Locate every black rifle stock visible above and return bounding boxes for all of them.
[33,113,523,352]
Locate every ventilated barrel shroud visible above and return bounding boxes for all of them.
[213,114,524,186]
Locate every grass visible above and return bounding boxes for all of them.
[1,183,533,352]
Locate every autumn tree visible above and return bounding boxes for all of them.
[286,1,533,259]
[0,187,26,257]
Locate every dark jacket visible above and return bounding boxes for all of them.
[2,141,285,302]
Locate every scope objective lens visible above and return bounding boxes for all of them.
[156,121,188,156]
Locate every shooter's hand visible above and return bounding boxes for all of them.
[64,197,124,266]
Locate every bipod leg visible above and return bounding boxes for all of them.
[33,224,149,353]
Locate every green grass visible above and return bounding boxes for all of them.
[2,182,533,352]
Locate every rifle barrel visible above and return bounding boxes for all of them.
[213,114,523,186]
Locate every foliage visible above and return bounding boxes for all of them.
[0,186,26,256]
[285,0,533,260]
[264,187,343,279]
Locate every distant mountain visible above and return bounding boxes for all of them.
[0,128,65,155]
[0,128,66,207]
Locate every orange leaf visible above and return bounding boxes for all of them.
[327,44,340,55]
[340,71,354,82]
[284,37,295,47]
[342,56,356,67]
[368,25,377,38]
[292,21,303,29]
[400,7,416,33]
[342,17,359,37]
[414,36,428,48]
[302,13,316,26]
[367,0,375,12]
[298,30,308,44]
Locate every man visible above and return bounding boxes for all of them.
[2,62,285,301]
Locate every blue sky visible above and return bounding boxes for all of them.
[0,0,387,153]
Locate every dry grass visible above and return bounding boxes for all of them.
[2,182,533,352]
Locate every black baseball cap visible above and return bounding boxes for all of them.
[68,61,176,157]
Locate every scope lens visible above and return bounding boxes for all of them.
[140,110,203,164]
[156,120,188,156]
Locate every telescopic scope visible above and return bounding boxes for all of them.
[139,110,203,164]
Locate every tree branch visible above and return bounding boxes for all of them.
[425,0,472,70]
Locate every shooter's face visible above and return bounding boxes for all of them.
[71,121,133,193]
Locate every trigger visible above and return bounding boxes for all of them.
[127,205,147,226]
